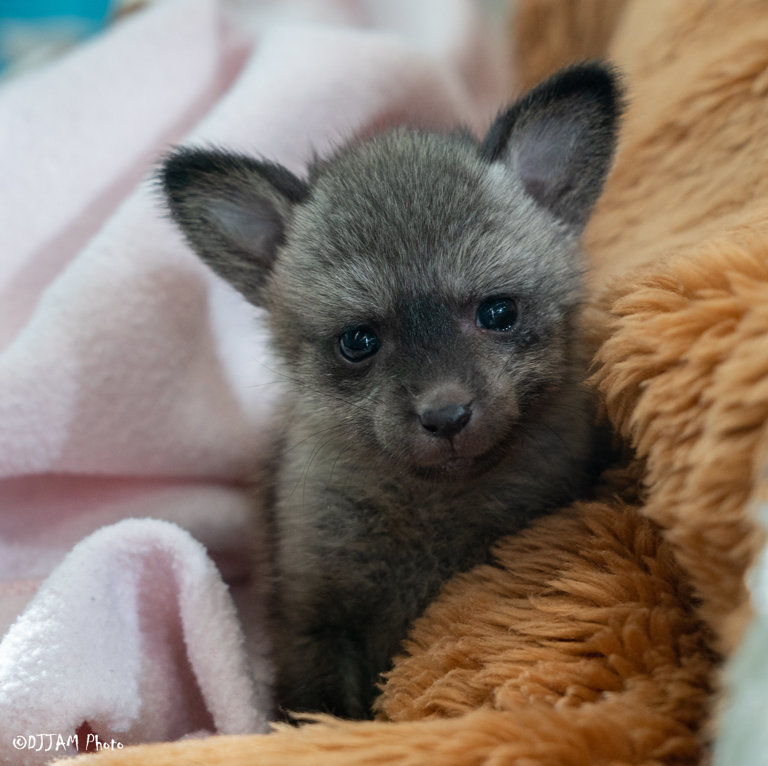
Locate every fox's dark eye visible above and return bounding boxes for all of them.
[339,326,380,362]
[477,297,517,332]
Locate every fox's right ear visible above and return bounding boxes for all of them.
[481,62,623,231]
[160,148,309,306]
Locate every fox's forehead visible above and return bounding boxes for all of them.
[299,135,490,253]
[276,149,580,330]
[309,128,485,191]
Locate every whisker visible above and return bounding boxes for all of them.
[287,426,344,504]
[515,423,555,471]
[543,401,599,422]
[536,421,576,464]
[245,380,290,389]
[275,424,347,461]
[324,442,356,500]
[301,428,345,510]
[249,355,384,413]
[341,450,368,497]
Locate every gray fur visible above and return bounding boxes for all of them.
[161,63,623,720]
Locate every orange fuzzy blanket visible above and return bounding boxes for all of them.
[59,0,768,762]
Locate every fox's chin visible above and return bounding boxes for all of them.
[407,448,505,483]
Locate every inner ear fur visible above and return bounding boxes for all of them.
[481,62,624,230]
[160,147,309,306]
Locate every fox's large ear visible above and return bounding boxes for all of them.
[160,148,309,306]
[481,62,623,230]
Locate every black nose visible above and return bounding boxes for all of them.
[418,403,472,439]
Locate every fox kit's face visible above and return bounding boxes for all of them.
[266,133,584,480]
[162,65,621,481]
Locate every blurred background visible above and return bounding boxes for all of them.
[0,0,510,80]
[0,0,123,76]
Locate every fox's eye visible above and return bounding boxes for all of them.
[339,326,380,361]
[477,297,517,332]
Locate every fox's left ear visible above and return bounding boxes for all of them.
[160,147,309,307]
[481,62,623,230]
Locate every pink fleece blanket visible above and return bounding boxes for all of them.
[0,0,510,761]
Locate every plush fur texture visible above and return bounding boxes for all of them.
[585,0,768,661]
[512,0,629,92]
[57,0,768,763]
[161,63,621,719]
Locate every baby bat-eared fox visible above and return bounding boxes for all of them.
[161,62,623,720]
